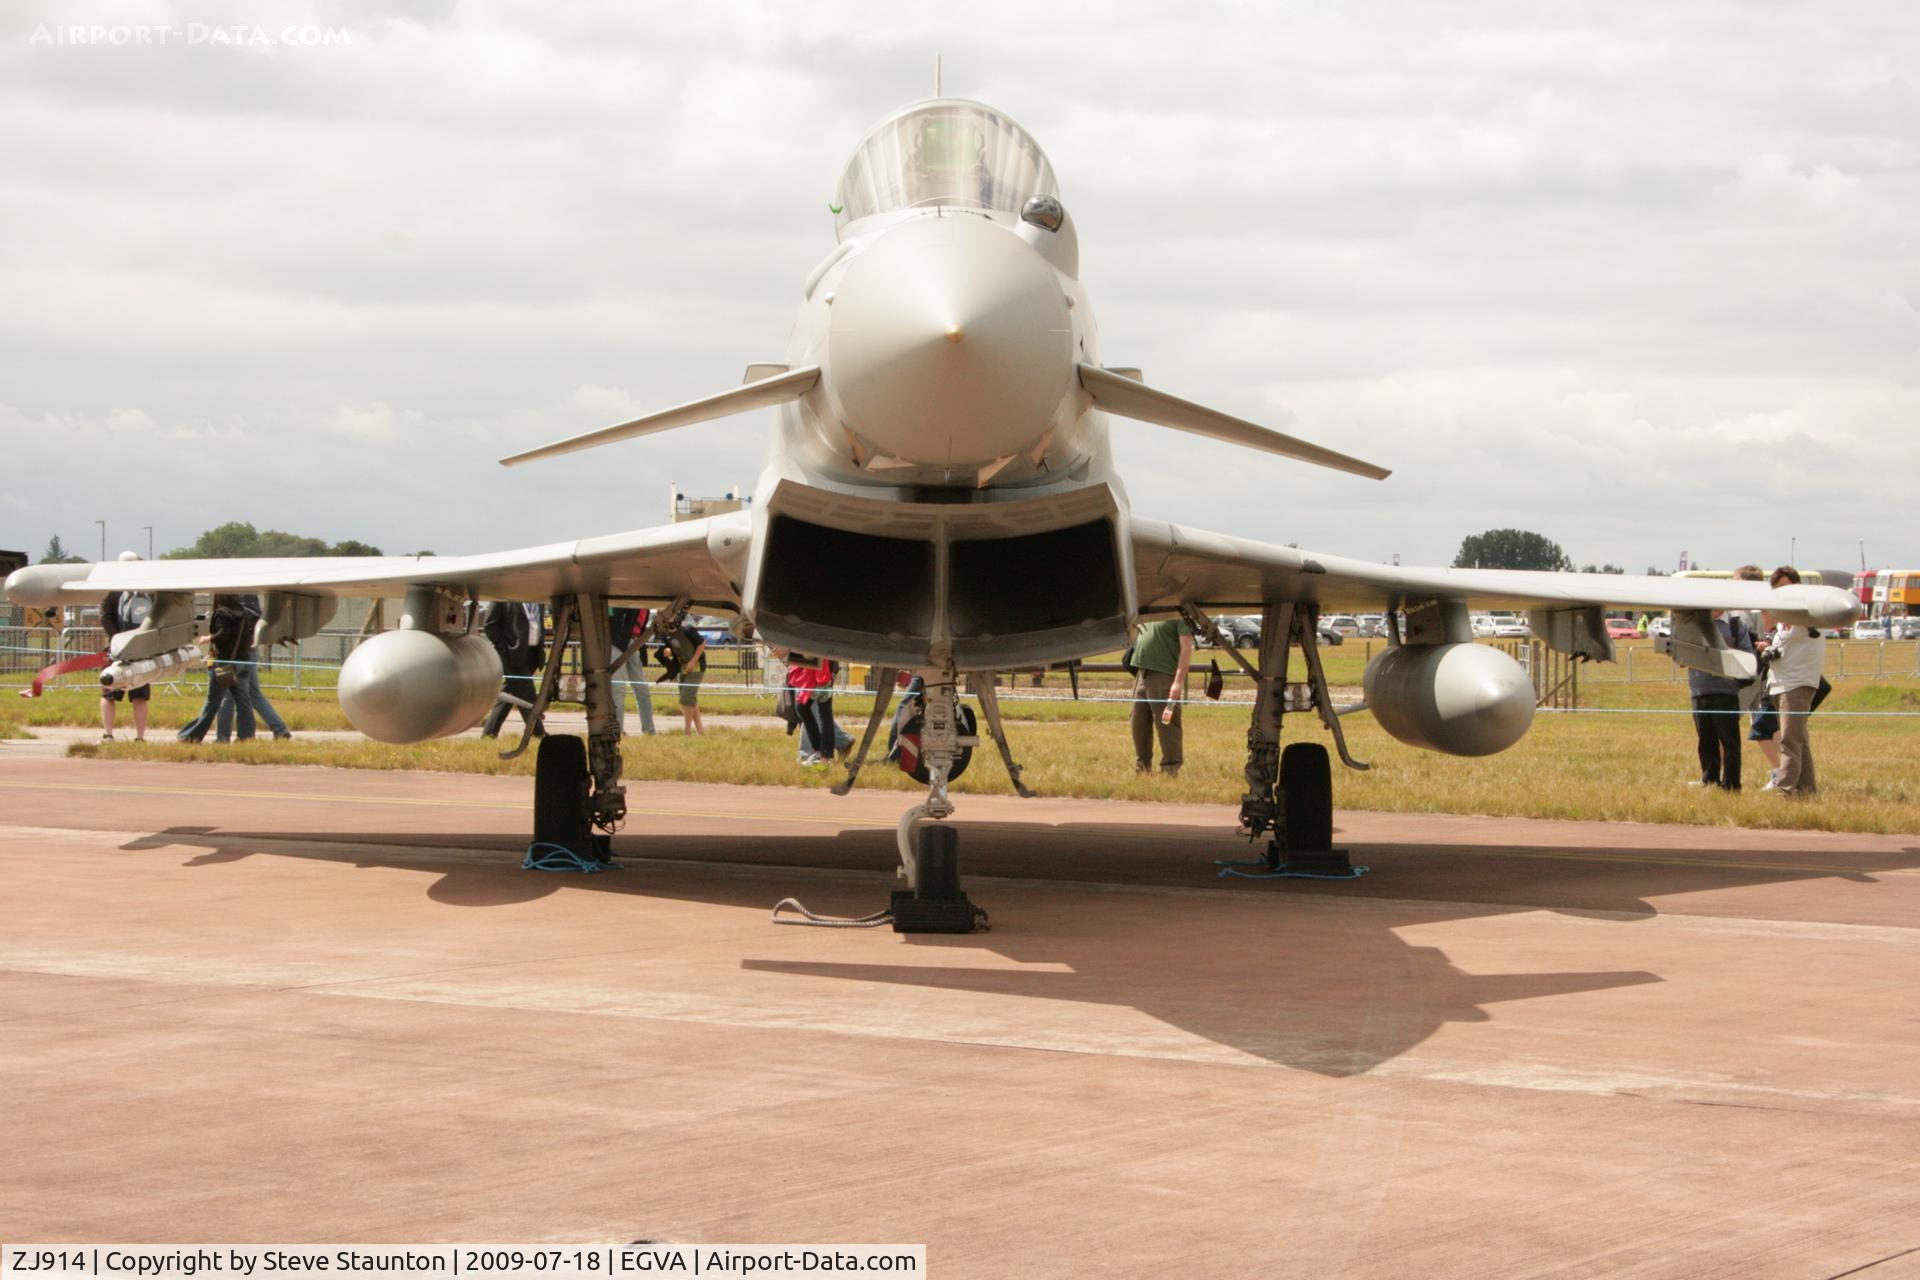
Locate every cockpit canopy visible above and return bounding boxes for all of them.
[833,99,1058,238]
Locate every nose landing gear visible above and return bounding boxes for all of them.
[889,668,988,932]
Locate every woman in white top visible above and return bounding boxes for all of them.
[1762,566,1827,795]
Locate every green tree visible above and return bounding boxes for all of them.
[1453,529,1573,572]
[38,535,86,564]
[164,523,383,559]
[1578,563,1625,575]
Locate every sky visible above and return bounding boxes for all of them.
[3,0,1916,576]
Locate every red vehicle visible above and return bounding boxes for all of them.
[1605,617,1642,639]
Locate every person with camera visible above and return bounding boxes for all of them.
[1730,564,1783,781]
[176,593,251,744]
[480,601,546,739]
[1760,565,1827,796]
[98,551,152,742]
[1687,608,1750,790]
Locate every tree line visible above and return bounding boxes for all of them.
[37,523,408,564]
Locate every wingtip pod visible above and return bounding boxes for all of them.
[499,366,821,467]
[4,563,96,607]
[1078,364,1390,481]
[1783,584,1863,629]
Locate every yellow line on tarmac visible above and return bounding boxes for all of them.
[0,780,1911,876]
[1440,846,1920,878]
[0,779,896,829]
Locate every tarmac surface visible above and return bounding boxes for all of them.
[1,750,1917,1278]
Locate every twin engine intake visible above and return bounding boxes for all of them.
[1362,642,1536,757]
[338,630,503,744]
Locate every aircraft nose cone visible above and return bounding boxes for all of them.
[825,215,1073,470]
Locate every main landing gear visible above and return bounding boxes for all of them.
[1185,602,1369,881]
[507,591,670,871]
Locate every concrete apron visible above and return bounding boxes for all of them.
[1,758,1916,1278]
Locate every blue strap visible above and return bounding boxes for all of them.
[522,842,618,873]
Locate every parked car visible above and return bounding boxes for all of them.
[1490,615,1530,638]
[1851,619,1889,640]
[1196,615,1343,647]
[1318,622,1344,646]
[688,613,740,646]
[1211,615,1262,648]
[1649,616,1672,639]
[1605,617,1642,639]
[1891,616,1920,641]
[1324,614,1362,637]
[1470,613,1496,638]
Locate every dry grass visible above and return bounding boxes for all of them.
[7,685,356,732]
[75,673,1920,834]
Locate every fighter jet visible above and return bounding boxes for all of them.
[6,97,1859,929]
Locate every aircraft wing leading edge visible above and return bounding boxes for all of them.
[2,512,752,610]
[1131,518,1862,629]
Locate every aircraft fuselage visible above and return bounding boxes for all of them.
[739,204,1138,670]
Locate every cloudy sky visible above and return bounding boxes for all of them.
[3,0,1915,576]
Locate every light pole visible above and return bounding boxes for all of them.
[143,525,153,559]
[1789,536,1796,568]
[95,519,106,561]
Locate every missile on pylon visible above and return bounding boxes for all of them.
[101,644,204,694]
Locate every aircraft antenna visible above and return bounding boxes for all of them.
[934,54,941,96]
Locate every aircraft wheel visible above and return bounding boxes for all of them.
[534,734,593,855]
[894,705,978,784]
[1279,741,1333,852]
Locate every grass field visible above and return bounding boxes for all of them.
[66,667,1920,835]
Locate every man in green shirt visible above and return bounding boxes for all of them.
[1129,616,1194,776]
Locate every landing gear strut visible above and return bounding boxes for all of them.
[890,664,988,932]
[1212,602,1368,881]
[515,591,632,867]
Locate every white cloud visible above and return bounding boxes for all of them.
[1,0,1915,577]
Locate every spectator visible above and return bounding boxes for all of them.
[217,594,292,742]
[785,651,837,765]
[664,617,708,734]
[1762,565,1826,796]
[480,601,546,739]
[1732,564,1783,781]
[98,552,151,742]
[610,605,655,735]
[177,593,250,744]
[1129,615,1194,776]
[1686,609,1748,790]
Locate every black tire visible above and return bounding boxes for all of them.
[913,823,963,900]
[1279,741,1333,853]
[533,734,592,854]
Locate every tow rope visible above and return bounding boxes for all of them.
[1215,855,1370,881]
[770,898,894,928]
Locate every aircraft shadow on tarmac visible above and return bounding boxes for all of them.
[122,822,1917,1079]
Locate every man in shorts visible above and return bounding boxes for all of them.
[98,553,151,742]
[666,619,708,734]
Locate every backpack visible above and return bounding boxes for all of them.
[774,687,801,734]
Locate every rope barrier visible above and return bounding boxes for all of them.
[4,644,1919,715]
